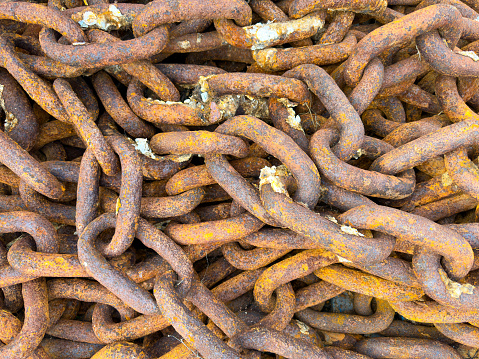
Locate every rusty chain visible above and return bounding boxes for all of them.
[2,0,479,358]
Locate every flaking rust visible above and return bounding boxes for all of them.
[1,0,479,358]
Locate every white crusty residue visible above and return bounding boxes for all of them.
[325,215,338,224]
[170,154,192,163]
[147,98,204,110]
[134,138,159,160]
[197,75,214,103]
[77,5,127,31]
[216,95,241,120]
[340,225,365,237]
[244,15,324,50]
[259,165,291,196]
[78,11,100,28]
[0,84,18,132]
[326,214,364,237]
[0,85,5,114]
[4,112,18,133]
[277,98,297,108]
[439,268,474,298]
[458,50,479,62]
[337,255,352,263]
[177,40,191,49]
[244,22,285,50]
[198,75,213,94]
[72,42,86,46]
[352,148,365,160]
[276,98,303,131]
[288,113,304,132]
[295,320,310,335]
[147,99,179,105]
[257,26,282,43]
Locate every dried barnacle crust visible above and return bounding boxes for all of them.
[286,109,303,131]
[457,50,479,62]
[295,320,311,335]
[241,96,269,119]
[352,148,365,160]
[337,255,352,263]
[177,40,191,50]
[274,164,292,178]
[144,79,229,125]
[325,214,365,237]
[195,76,274,121]
[4,112,18,133]
[74,4,131,31]
[145,93,222,125]
[215,95,241,120]
[192,93,269,121]
[438,268,475,298]
[197,75,215,98]
[340,224,365,237]
[259,165,291,196]
[170,154,193,163]
[146,98,203,110]
[277,98,298,108]
[275,97,303,131]
[325,215,339,224]
[133,138,159,160]
[0,84,18,133]
[243,15,325,50]
[129,133,192,163]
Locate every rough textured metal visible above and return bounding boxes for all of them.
[1,1,479,358]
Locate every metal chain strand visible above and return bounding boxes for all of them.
[1,0,479,358]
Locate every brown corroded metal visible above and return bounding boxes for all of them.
[296,299,395,334]
[0,1,478,358]
[284,64,365,161]
[344,4,462,85]
[310,128,415,199]
[54,79,119,176]
[92,71,155,139]
[214,11,326,50]
[254,32,357,71]
[355,337,462,359]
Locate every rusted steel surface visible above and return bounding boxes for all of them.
[355,337,462,359]
[1,0,479,358]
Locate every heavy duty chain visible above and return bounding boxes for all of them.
[2,0,479,358]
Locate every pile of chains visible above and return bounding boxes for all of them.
[4,0,479,358]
